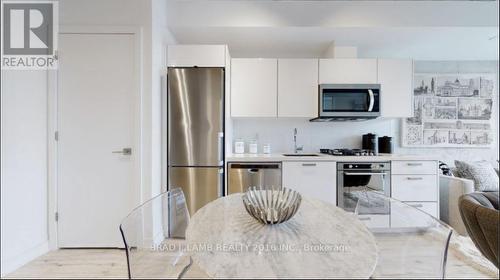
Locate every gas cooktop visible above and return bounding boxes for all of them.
[320,148,377,156]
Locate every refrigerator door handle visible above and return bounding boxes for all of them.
[218,168,224,197]
[218,132,224,165]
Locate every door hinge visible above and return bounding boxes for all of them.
[55,131,59,141]
[55,212,59,222]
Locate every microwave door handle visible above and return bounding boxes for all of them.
[368,89,374,112]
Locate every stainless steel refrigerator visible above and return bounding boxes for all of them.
[167,67,224,215]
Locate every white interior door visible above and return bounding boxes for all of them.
[57,33,138,247]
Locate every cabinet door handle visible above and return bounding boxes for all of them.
[359,217,371,221]
[302,163,317,167]
[406,177,423,180]
[407,163,423,166]
[409,204,424,208]
[112,148,132,155]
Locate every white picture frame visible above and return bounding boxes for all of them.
[402,73,496,148]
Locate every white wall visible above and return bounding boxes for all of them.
[1,70,50,275]
[232,61,499,166]
[152,0,177,196]
[1,0,177,276]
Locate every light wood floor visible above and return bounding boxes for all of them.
[5,246,493,279]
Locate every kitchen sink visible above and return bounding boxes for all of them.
[282,153,319,157]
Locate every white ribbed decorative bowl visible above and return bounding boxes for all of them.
[242,186,302,225]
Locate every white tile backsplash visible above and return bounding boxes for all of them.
[232,117,498,167]
[232,117,395,153]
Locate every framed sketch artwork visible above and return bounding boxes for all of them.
[402,74,496,147]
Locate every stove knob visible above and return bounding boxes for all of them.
[349,165,353,168]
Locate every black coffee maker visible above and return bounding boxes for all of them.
[362,133,378,155]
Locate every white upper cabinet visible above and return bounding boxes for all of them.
[167,45,227,67]
[231,58,278,117]
[278,59,319,118]
[378,59,414,118]
[319,59,377,84]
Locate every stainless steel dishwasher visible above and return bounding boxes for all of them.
[228,162,282,194]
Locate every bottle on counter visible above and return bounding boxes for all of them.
[234,138,245,154]
[262,143,271,154]
[249,139,258,154]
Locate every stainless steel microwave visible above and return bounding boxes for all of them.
[311,84,381,121]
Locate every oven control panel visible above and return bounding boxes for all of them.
[338,162,391,171]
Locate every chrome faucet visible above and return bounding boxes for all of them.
[293,128,303,153]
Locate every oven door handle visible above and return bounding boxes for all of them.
[367,89,374,112]
[343,172,388,176]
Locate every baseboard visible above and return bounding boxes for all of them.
[1,241,49,277]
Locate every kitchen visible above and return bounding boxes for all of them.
[1,0,498,279]
[167,45,440,225]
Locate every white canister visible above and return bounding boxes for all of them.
[249,141,258,154]
[234,139,245,154]
[262,144,271,154]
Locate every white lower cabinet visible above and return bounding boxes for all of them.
[391,175,438,201]
[404,202,438,218]
[282,161,336,205]
[391,160,440,221]
[358,214,390,228]
[391,202,438,228]
[392,160,438,175]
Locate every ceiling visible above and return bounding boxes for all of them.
[166,0,499,59]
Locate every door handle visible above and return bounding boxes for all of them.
[112,148,132,155]
[218,168,224,197]
[406,177,423,180]
[344,172,388,176]
[217,132,224,165]
[409,203,424,208]
[367,89,374,112]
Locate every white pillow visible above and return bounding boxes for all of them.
[454,160,499,192]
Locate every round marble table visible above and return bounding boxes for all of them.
[185,194,378,278]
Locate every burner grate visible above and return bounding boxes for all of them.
[319,148,375,156]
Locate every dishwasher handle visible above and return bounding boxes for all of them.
[229,163,281,169]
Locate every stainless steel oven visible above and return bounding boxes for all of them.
[311,84,381,121]
[337,162,391,214]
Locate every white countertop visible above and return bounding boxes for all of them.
[226,153,439,162]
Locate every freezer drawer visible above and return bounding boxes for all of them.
[169,167,223,215]
[228,162,282,194]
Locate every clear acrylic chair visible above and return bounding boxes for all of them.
[119,188,191,279]
[340,191,453,278]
